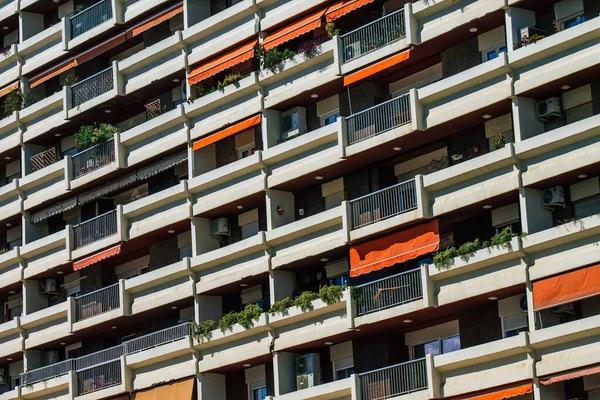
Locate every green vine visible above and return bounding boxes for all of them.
[293,291,320,311]
[191,320,216,342]
[218,311,239,333]
[237,303,263,329]
[319,285,344,305]
[269,297,293,316]
[489,226,516,250]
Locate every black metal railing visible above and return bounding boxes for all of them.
[359,358,427,400]
[72,139,115,179]
[71,65,113,108]
[354,269,422,316]
[75,283,120,322]
[73,209,117,249]
[70,0,113,39]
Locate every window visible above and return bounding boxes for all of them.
[237,143,256,159]
[241,220,259,239]
[411,335,460,359]
[333,356,354,380]
[320,110,340,127]
[566,101,593,124]
[249,383,267,400]
[574,193,600,219]
[179,245,193,259]
[65,342,82,359]
[560,13,585,29]
[329,274,349,287]
[483,45,507,61]
[502,312,528,337]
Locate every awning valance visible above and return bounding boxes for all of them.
[349,219,439,277]
[133,377,194,400]
[456,383,533,400]
[78,173,138,206]
[344,49,411,86]
[0,82,19,99]
[192,115,261,151]
[136,151,188,180]
[31,198,78,224]
[262,8,326,51]
[188,40,257,86]
[325,0,376,22]
[541,364,600,386]
[131,4,184,37]
[533,263,600,311]
[73,245,122,271]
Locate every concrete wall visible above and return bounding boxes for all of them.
[270,270,296,303]
[266,190,295,230]
[20,12,45,42]
[505,7,537,51]
[520,188,553,234]
[441,37,481,79]
[274,352,297,396]
[512,97,545,141]
[459,301,503,349]
[198,373,226,400]
[23,280,48,315]
[197,294,223,322]
[149,236,180,270]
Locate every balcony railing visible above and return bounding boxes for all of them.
[20,322,192,387]
[75,283,120,322]
[72,139,116,179]
[70,0,113,39]
[340,8,406,63]
[71,65,114,108]
[354,269,422,316]
[77,360,121,395]
[73,209,118,249]
[349,179,417,229]
[346,93,411,145]
[30,148,60,172]
[359,358,427,400]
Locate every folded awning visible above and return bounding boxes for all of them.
[133,377,194,400]
[349,219,439,277]
[541,364,600,386]
[30,62,77,89]
[32,198,78,224]
[73,245,122,271]
[192,115,261,151]
[0,82,18,99]
[325,0,376,22]
[457,383,533,400]
[188,40,257,85]
[131,3,184,37]
[78,173,138,206]
[344,49,411,86]
[136,151,188,180]
[533,263,600,310]
[262,8,326,51]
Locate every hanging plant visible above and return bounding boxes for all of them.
[191,320,216,342]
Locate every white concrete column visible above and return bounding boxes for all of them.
[505,7,537,53]
[273,352,297,396]
[415,174,431,218]
[269,270,296,305]
[519,187,553,235]
[262,109,281,149]
[197,372,226,400]
[425,354,442,399]
[420,264,436,308]
[526,282,536,331]
[404,2,419,45]
[196,295,222,323]
[511,97,545,142]
[410,88,424,131]
[191,217,220,257]
[266,190,294,230]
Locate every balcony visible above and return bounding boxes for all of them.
[72,139,116,179]
[70,65,114,109]
[70,0,113,39]
[77,360,122,396]
[349,179,418,230]
[340,8,406,64]
[30,148,60,172]
[354,268,423,316]
[358,358,427,400]
[75,283,120,322]
[73,209,118,249]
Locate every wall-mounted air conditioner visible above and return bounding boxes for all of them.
[296,353,321,390]
[40,278,58,296]
[536,97,561,119]
[281,107,307,140]
[209,218,230,236]
[519,26,546,40]
[541,186,565,208]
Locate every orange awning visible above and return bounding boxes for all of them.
[0,82,18,99]
[132,4,184,37]
[73,245,122,271]
[541,364,600,386]
[325,0,376,22]
[349,220,439,277]
[188,40,257,85]
[192,115,261,151]
[134,377,194,400]
[533,263,600,310]
[456,383,533,400]
[344,50,411,86]
[262,8,326,51]
[30,61,77,89]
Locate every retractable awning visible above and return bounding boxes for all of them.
[133,377,194,400]
[533,263,600,310]
[73,245,122,271]
[78,173,138,206]
[192,115,261,151]
[344,49,411,86]
[187,40,257,86]
[541,364,600,386]
[262,8,326,51]
[325,0,376,22]
[349,219,439,277]
[456,383,533,400]
[31,198,78,224]
[0,81,18,98]
[131,4,184,37]
[136,151,188,180]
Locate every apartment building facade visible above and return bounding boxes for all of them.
[0,0,598,399]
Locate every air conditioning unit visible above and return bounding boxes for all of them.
[42,351,59,366]
[0,368,6,385]
[541,186,565,208]
[209,218,230,236]
[520,26,546,40]
[440,232,455,249]
[550,303,576,316]
[519,295,528,313]
[40,278,58,296]
[281,107,306,140]
[536,97,561,119]
[296,353,321,390]
[344,41,361,61]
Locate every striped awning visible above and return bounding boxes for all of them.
[136,151,187,180]
[73,245,122,271]
[31,198,78,224]
[78,173,138,206]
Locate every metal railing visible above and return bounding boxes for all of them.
[340,8,406,63]
[70,0,113,39]
[354,269,422,316]
[71,65,113,108]
[77,360,122,396]
[20,359,76,385]
[75,283,120,322]
[72,139,115,179]
[346,93,411,145]
[73,209,118,249]
[20,322,192,387]
[350,179,417,229]
[359,358,427,400]
[30,148,60,172]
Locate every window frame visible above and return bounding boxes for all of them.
[482,44,507,62]
[501,312,528,338]
[409,334,461,360]
[559,13,585,30]
[320,110,341,127]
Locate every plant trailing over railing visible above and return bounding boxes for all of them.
[218,304,263,333]
[216,72,242,91]
[3,89,22,116]
[293,291,320,311]
[326,22,341,38]
[218,311,239,333]
[319,285,344,305]
[513,33,545,50]
[256,46,296,73]
[433,227,526,270]
[75,123,118,150]
[268,297,293,316]
[191,320,216,342]
[298,36,326,59]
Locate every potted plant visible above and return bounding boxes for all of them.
[492,133,506,150]
[75,123,118,171]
